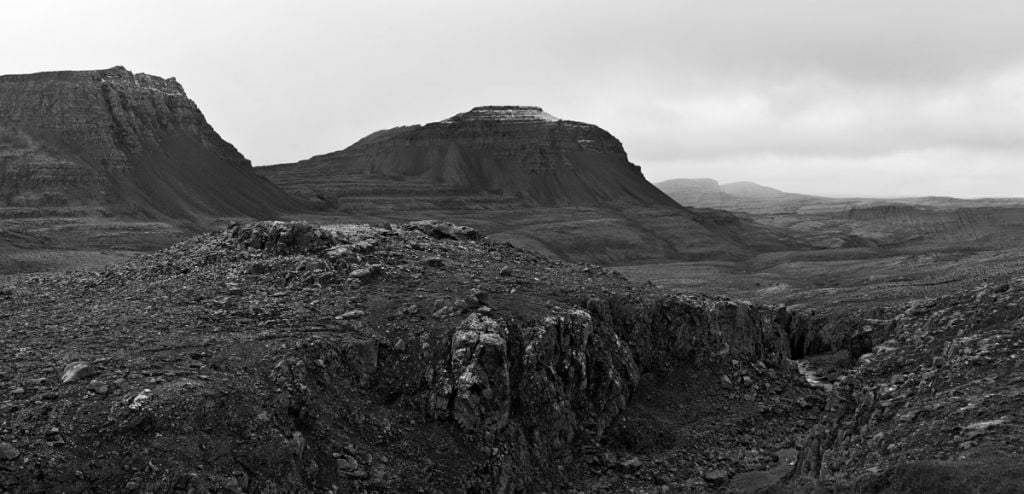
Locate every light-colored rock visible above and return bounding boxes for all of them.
[0,441,19,460]
[703,469,729,485]
[448,314,511,434]
[61,361,97,384]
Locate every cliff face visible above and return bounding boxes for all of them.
[788,280,1024,492]
[0,66,299,219]
[259,106,681,209]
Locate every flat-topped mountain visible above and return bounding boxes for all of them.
[0,66,299,220]
[256,108,811,264]
[259,106,680,209]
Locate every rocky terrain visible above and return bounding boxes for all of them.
[0,221,847,493]
[3,221,1020,492]
[784,278,1024,493]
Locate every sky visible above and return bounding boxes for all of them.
[3,0,1023,198]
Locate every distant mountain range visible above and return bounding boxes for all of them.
[655,177,1024,249]
[655,178,828,213]
[656,178,1024,214]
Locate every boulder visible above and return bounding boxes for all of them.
[61,361,97,384]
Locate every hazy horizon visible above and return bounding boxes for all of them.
[4,0,1023,199]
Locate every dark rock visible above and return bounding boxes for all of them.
[339,335,379,376]
[86,379,109,395]
[407,220,481,241]
[229,222,336,255]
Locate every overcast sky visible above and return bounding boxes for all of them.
[3,0,1023,197]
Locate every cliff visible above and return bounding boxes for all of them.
[786,280,1024,492]
[0,66,300,219]
[259,106,682,209]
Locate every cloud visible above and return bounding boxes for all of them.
[594,64,1024,162]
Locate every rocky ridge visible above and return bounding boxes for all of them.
[0,221,836,493]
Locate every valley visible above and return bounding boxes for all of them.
[2,67,1024,492]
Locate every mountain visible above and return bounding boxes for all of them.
[259,106,680,209]
[719,181,793,198]
[656,178,820,213]
[0,66,300,220]
[656,178,732,204]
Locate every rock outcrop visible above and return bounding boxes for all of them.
[783,279,1024,492]
[258,105,682,209]
[0,221,827,493]
[0,66,300,219]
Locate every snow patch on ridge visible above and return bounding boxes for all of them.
[441,106,561,124]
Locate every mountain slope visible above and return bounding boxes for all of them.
[0,66,301,220]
